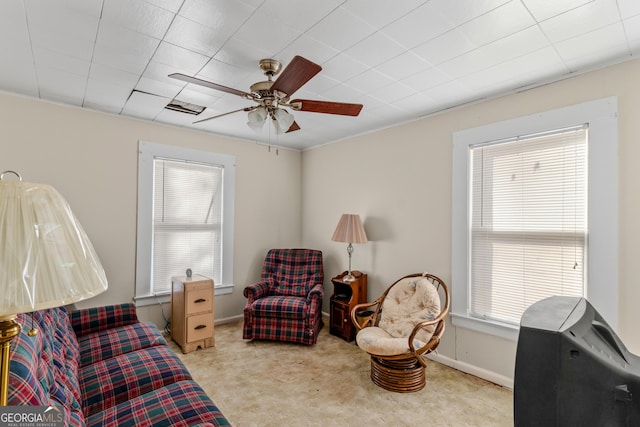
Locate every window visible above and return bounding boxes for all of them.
[469,126,586,326]
[136,141,235,304]
[452,97,617,340]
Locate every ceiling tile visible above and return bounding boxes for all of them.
[294,73,340,96]
[538,0,621,43]
[232,9,302,54]
[372,81,417,104]
[89,62,140,89]
[305,6,377,52]
[37,67,87,105]
[164,16,229,58]
[624,15,640,48]
[26,1,99,61]
[122,90,169,119]
[0,1,28,45]
[411,28,478,66]
[0,38,32,65]
[258,0,342,32]
[429,0,513,27]
[381,2,455,49]
[521,0,595,21]
[24,0,103,18]
[151,42,210,75]
[345,69,396,94]
[94,23,161,74]
[102,0,174,39]
[321,53,369,82]
[155,108,205,127]
[618,0,640,18]
[198,57,255,90]
[277,34,340,66]
[321,83,365,103]
[392,91,435,114]
[498,46,568,88]
[423,80,475,110]
[555,23,630,71]
[458,1,536,47]
[401,67,453,93]
[135,72,182,99]
[460,46,565,96]
[84,79,131,113]
[212,36,273,69]
[179,0,256,35]
[0,60,38,97]
[439,26,550,79]
[343,32,407,68]
[341,0,426,28]
[33,47,91,77]
[173,86,222,107]
[353,93,387,111]
[375,51,432,81]
[142,60,187,89]
[145,0,184,13]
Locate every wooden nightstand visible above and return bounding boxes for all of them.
[171,274,215,353]
[330,271,367,342]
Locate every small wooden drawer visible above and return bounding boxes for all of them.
[171,274,215,353]
[186,288,213,315]
[187,313,214,343]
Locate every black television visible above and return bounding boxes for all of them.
[514,296,640,426]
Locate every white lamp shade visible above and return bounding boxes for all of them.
[0,178,108,316]
[247,106,267,132]
[331,214,368,244]
[273,109,295,134]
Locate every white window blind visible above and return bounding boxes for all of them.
[151,158,223,294]
[469,125,587,325]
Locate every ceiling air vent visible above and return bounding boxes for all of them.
[165,99,206,115]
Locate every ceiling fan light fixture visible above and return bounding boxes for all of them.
[170,56,362,133]
[273,108,295,134]
[247,106,267,132]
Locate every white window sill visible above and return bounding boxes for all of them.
[450,312,520,342]
[135,283,235,307]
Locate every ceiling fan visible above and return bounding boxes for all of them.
[169,55,363,134]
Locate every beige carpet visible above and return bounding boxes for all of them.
[171,320,513,427]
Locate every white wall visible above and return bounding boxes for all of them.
[302,57,640,385]
[0,93,302,327]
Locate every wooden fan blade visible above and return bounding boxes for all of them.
[290,99,363,116]
[193,107,253,124]
[286,121,300,133]
[270,56,321,97]
[170,73,253,98]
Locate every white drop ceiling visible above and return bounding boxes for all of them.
[1,0,638,150]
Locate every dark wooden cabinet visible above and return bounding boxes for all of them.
[330,271,367,342]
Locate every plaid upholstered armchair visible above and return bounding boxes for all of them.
[243,249,324,345]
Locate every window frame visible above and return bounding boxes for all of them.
[135,140,235,306]
[451,97,618,340]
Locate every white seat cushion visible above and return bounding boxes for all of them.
[356,326,412,355]
[356,276,440,356]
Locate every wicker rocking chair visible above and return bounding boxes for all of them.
[351,272,449,392]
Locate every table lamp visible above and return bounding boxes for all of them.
[0,171,108,405]
[331,214,368,282]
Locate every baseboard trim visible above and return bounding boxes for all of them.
[426,352,514,390]
[214,314,243,325]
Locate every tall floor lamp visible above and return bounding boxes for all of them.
[331,214,368,282]
[0,171,108,405]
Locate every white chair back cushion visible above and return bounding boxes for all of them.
[378,276,441,344]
